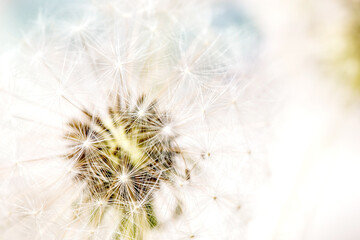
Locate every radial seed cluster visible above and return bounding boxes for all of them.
[0,0,273,240]
[66,94,176,204]
[64,93,184,238]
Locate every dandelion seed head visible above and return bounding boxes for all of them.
[0,0,274,239]
[63,92,184,239]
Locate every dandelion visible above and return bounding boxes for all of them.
[0,0,272,239]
